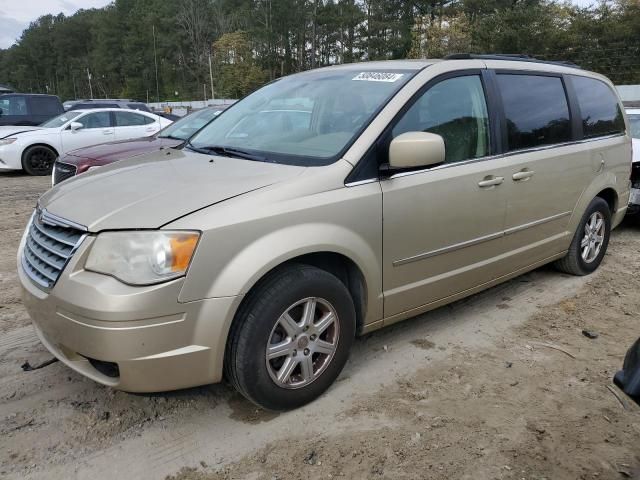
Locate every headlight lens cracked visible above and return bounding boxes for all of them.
[85,230,200,285]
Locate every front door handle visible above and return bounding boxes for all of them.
[478,176,504,188]
[512,169,535,181]
[102,129,112,135]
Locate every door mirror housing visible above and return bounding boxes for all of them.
[70,121,83,131]
[388,131,445,170]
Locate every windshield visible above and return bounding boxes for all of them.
[158,108,223,140]
[40,111,82,128]
[629,114,640,139]
[188,69,416,165]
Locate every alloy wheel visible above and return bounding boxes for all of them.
[265,297,340,389]
[581,211,605,263]
[28,148,56,174]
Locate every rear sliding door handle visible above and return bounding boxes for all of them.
[478,176,504,188]
[512,170,535,181]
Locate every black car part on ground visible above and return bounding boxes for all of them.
[614,337,640,405]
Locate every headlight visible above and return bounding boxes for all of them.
[85,231,200,285]
[0,138,17,145]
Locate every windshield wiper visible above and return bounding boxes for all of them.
[186,142,270,162]
[158,134,185,141]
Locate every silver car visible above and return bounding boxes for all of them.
[18,56,631,410]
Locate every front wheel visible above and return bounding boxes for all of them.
[225,264,356,411]
[22,145,56,176]
[554,197,611,276]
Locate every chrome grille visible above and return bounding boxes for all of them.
[52,162,77,185]
[21,210,86,290]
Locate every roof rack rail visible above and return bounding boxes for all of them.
[444,53,581,69]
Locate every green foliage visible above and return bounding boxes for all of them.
[212,31,267,98]
[0,0,638,102]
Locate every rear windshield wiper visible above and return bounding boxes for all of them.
[186,142,269,162]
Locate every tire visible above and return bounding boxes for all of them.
[554,197,611,276]
[225,264,356,411]
[22,145,56,176]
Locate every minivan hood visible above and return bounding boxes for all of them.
[0,126,42,138]
[40,149,305,231]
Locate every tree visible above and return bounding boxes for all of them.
[212,31,267,98]
[0,0,638,102]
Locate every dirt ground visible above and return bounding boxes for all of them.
[0,171,638,480]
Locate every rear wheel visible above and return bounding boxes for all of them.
[225,264,356,411]
[554,197,611,275]
[22,145,56,176]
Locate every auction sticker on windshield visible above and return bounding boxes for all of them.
[352,72,404,82]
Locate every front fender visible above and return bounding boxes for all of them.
[179,222,383,325]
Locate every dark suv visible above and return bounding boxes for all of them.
[65,99,151,112]
[0,94,64,126]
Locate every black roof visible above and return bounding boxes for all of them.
[0,92,60,98]
[444,53,581,69]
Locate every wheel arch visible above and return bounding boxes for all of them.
[595,187,618,214]
[20,142,59,167]
[567,173,623,236]
[240,251,369,335]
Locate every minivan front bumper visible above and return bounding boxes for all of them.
[18,241,242,392]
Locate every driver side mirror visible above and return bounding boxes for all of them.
[70,121,83,131]
[388,131,445,170]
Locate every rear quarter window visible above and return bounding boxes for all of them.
[570,75,625,138]
[496,74,571,151]
[29,96,63,115]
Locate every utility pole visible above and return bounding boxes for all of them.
[86,68,93,99]
[208,54,215,101]
[203,83,207,102]
[153,25,160,102]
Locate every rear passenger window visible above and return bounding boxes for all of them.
[497,74,571,151]
[77,112,111,129]
[0,96,27,115]
[30,97,62,115]
[392,75,490,164]
[571,76,625,138]
[115,111,152,126]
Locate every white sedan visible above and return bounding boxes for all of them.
[0,108,172,175]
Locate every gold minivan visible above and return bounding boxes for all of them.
[18,55,631,410]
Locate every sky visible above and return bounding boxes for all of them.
[0,0,111,48]
[0,0,598,50]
